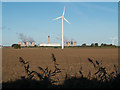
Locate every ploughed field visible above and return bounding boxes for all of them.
[2,47,118,84]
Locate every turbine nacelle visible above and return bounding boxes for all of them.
[53,6,70,24]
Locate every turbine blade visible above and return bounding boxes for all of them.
[53,16,62,20]
[64,18,70,24]
[62,6,65,16]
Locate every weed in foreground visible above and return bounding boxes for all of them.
[2,55,120,88]
[19,53,62,85]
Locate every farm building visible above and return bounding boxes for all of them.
[39,43,60,47]
[39,36,60,47]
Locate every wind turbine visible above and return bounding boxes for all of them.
[53,6,70,49]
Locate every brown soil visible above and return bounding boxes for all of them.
[2,47,118,84]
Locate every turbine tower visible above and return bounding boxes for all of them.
[53,6,70,49]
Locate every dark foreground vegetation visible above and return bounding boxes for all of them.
[2,54,120,89]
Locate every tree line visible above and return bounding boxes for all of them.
[81,43,116,47]
[11,43,117,49]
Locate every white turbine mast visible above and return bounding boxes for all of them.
[53,6,70,49]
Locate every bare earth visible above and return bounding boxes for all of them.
[2,47,118,83]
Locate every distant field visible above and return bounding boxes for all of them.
[2,47,119,83]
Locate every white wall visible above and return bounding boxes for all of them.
[39,44,61,46]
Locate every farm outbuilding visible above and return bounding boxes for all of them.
[39,44,60,47]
